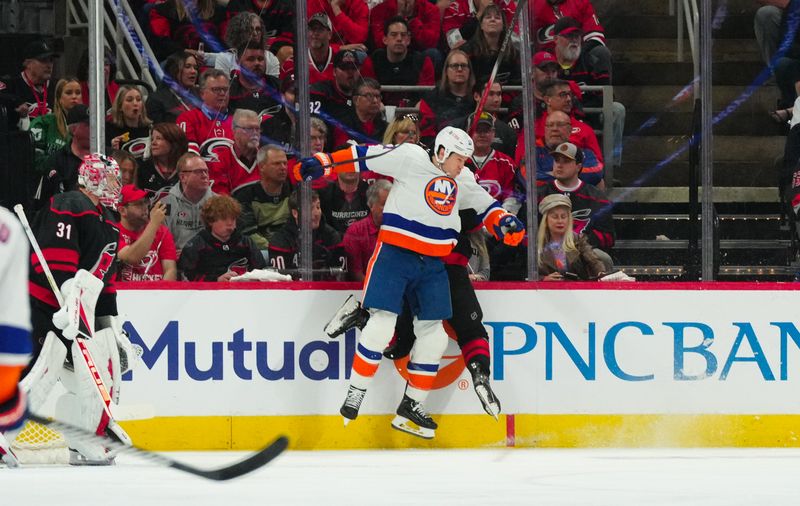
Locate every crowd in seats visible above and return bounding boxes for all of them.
[0,0,624,282]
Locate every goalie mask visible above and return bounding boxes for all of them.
[433,126,474,165]
[78,153,121,208]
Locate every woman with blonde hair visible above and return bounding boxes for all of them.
[537,193,605,281]
[382,113,421,146]
[106,85,153,159]
[29,77,82,174]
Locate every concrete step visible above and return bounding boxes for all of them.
[615,159,781,187]
[614,213,789,240]
[608,38,761,63]
[613,85,779,113]
[614,61,765,85]
[604,15,754,39]
[608,186,781,203]
[621,135,783,162]
[623,110,785,136]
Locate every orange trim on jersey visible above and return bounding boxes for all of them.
[329,146,359,174]
[378,229,455,257]
[352,354,380,378]
[0,365,24,401]
[361,242,383,294]
[407,372,437,391]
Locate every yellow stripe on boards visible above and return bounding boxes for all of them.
[118,414,800,451]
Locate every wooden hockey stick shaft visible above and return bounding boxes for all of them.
[12,205,122,434]
[469,0,528,136]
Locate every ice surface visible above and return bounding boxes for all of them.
[4,448,800,505]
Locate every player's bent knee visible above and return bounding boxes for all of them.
[359,309,398,350]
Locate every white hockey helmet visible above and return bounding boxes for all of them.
[433,126,474,165]
[78,153,121,208]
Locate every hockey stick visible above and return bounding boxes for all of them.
[29,414,289,480]
[12,205,131,446]
[469,0,528,136]
[0,431,20,468]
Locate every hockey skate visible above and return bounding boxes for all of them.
[468,361,501,420]
[340,385,367,426]
[324,295,370,338]
[391,394,437,439]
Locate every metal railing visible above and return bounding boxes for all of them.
[671,0,700,93]
[66,0,156,90]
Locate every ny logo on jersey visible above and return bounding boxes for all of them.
[425,176,458,216]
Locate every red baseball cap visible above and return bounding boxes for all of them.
[534,51,558,68]
[119,184,148,207]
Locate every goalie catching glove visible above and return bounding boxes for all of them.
[52,269,104,340]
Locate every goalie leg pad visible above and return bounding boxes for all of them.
[19,331,68,412]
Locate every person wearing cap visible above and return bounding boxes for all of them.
[532,0,606,53]
[116,185,177,282]
[537,192,605,281]
[539,141,615,270]
[463,78,516,156]
[35,103,92,210]
[307,0,370,46]
[507,51,559,133]
[369,0,442,52]
[360,16,435,107]
[464,112,520,214]
[0,38,59,130]
[310,48,361,126]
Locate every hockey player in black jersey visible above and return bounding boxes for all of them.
[24,153,138,465]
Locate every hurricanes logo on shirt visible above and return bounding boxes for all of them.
[424,176,458,216]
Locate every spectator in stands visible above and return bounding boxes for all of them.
[106,85,153,159]
[537,193,605,281]
[146,50,199,124]
[261,75,299,151]
[281,13,337,86]
[162,152,216,252]
[311,49,361,130]
[467,228,491,281]
[223,0,295,58]
[0,38,58,130]
[29,77,82,176]
[369,0,442,68]
[755,0,787,70]
[360,16,436,107]
[530,79,604,187]
[137,123,188,200]
[148,0,226,60]
[233,144,292,252]
[343,179,392,281]
[508,51,560,132]
[452,79,516,156]
[178,194,266,281]
[461,4,520,85]
[112,150,138,186]
[228,43,281,115]
[37,104,91,208]
[268,188,346,279]
[538,141,614,270]
[383,113,421,146]
[211,12,281,80]
[442,0,516,50]
[333,78,388,146]
[116,184,178,281]
[311,116,329,153]
[552,16,624,172]
[464,112,520,214]
[176,69,234,154]
[77,48,119,114]
[318,167,370,233]
[417,49,476,145]
[207,109,262,195]
[307,0,370,47]
[532,0,607,54]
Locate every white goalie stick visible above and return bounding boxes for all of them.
[29,414,289,480]
[469,0,528,136]
[12,204,131,446]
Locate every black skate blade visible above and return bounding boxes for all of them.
[391,416,435,439]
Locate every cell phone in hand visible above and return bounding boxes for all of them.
[563,272,580,281]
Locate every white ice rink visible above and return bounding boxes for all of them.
[5,447,800,505]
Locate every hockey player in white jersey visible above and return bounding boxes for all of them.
[0,206,32,439]
[296,127,524,438]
